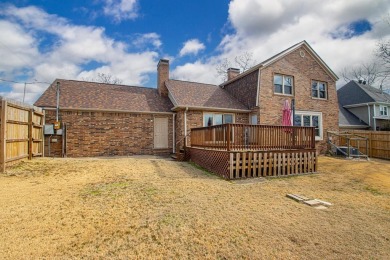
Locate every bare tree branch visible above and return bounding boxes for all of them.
[83,73,123,85]
[215,51,257,81]
[342,61,389,87]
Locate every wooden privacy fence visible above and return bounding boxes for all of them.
[339,130,390,160]
[0,97,44,172]
[191,123,315,151]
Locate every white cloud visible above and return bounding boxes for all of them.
[0,4,159,104]
[179,39,206,57]
[103,0,138,22]
[173,0,390,87]
[172,61,220,85]
[132,33,162,49]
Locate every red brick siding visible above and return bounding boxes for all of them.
[258,45,339,153]
[44,110,173,157]
[224,70,258,109]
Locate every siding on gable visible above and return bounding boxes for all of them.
[257,45,339,153]
[223,69,259,109]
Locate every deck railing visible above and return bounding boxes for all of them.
[190,123,315,151]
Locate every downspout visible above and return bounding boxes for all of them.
[56,81,60,122]
[367,103,371,128]
[184,107,188,147]
[373,104,376,131]
[172,114,176,153]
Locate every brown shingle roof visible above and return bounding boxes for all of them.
[166,80,248,111]
[34,79,173,112]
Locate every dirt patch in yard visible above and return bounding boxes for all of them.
[0,156,389,259]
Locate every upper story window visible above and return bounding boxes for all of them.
[379,105,388,116]
[203,113,234,126]
[274,74,293,95]
[294,111,323,140]
[312,80,327,99]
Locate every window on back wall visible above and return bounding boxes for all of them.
[312,80,327,99]
[203,113,234,126]
[379,105,388,116]
[294,111,323,140]
[274,74,293,95]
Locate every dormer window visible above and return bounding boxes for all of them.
[274,74,293,95]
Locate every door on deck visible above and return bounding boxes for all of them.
[154,117,168,149]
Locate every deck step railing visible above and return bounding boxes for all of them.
[190,123,315,151]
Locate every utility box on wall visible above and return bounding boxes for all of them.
[44,124,54,135]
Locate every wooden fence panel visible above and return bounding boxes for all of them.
[341,130,390,160]
[0,97,44,173]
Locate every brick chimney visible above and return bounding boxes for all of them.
[157,59,169,96]
[227,68,240,81]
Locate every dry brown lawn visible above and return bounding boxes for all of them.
[1,156,389,259]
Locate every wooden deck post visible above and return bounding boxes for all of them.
[226,124,231,151]
[1,100,7,173]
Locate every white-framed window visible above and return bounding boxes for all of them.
[379,105,388,116]
[251,114,258,125]
[293,111,323,140]
[312,80,327,99]
[203,113,234,126]
[274,74,293,95]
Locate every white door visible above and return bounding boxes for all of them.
[154,117,168,148]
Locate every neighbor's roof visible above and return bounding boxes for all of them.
[338,103,368,128]
[166,79,249,111]
[338,80,390,107]
[34,79,173,112]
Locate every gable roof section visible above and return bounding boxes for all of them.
[34,79,173,112]
[338,80,390,107]
[358,82,390,103]
[338,103,368,128]
[166,79,249,111]
[220,40,338,87]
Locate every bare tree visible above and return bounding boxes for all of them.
[216,51,257,81]
[377,14,390,66]
[83,73,123,84]
[341,61,388,86]
[94,73,123,84]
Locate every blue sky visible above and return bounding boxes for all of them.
[0,0,389,103]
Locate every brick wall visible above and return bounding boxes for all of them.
[44,109,173,157]
[224,70,258,109]
[257,45,339,153]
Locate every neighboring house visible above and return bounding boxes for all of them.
[338,80,390,131]
[35,40,339,157]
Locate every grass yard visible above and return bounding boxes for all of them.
[1,156,389,259]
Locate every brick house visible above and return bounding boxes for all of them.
[35,40,339,157]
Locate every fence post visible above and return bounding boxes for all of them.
[227,124,231,151]
[0,100,7,173]
[28,109,33,160]
[369,132,372,157]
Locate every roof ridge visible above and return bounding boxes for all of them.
[167,79,218,87]
[55,78,156,90]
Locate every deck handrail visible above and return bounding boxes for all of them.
[190,123,315,151]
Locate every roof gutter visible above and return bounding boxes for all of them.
[170,106,251,113]
[344,101,390,108]
[42,107,174,115]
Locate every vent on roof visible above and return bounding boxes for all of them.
[358,79,363,84]
[363,81,366,85]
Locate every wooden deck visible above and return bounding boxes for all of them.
[188,124,317,179]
